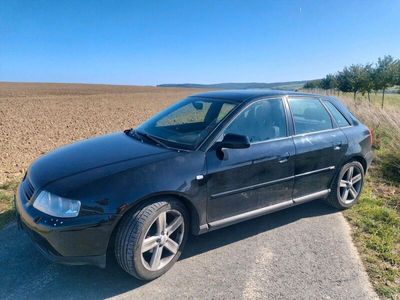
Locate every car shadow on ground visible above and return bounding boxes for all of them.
[180,199,337,261]
[1,199,338,299]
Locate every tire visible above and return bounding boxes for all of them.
[326,161,365,209]
[114,197,189,280]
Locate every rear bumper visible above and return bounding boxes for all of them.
[15,182,118,268]
[364,150,374,172]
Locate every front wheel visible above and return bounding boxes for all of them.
[114,198,189,280]
[326,161,365,209]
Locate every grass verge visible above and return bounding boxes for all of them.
[0,180,19,229]
[333,92,400,299]
[344,179,400,298]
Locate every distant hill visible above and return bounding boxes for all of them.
[157,80,309,91]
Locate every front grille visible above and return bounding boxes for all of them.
[21,178,35,201]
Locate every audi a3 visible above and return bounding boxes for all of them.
[16,90,373,280]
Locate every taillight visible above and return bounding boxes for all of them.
[368,128,373,146]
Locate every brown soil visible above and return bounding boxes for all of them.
[0,82,205,183]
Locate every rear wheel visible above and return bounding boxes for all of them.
[114,198,189,280]
[326,161,364,209]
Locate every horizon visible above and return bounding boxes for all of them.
[0,78,315,87]
[1,1,400,85]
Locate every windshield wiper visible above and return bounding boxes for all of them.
[124,128,141,140]
[134,130,176,150]
[125,129,187,151]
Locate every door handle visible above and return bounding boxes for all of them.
[333,142,342,151]
[278,152,290,163]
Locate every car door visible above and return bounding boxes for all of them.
[287,97,348,201]
[205,98,295,224]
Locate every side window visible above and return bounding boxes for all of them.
[224,98,287,143]
[288,98,333,134]
[217,103,236,122]
[323,101,351,127]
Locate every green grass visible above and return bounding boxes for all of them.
[365,92,400,107]
[342,111,400,298]
[0,180,19,229]
[344,181,400,298]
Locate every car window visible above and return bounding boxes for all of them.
[156,101,212,126]
[138,97,237,150]
[224,98,287,143]
[288,98,333,134]
[217,103,236,122]
[323,101,351,127]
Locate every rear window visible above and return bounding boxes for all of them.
[288,98,333,134]
[323,101,351,127]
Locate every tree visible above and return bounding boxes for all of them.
[303,79,321,90]
[396,59,400,86]
[303,81,315,89]
[336,69,352,95]
[337,65,364,100]
[359,64,374,103]
[304,55,399,105]
[320,74,337,94]
[374,55,397,108]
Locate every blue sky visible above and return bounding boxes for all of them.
[1,0,399,85]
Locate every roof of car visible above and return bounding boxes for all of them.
[190,89,322,102]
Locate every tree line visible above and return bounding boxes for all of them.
[303,55,400,108]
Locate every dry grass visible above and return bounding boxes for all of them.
[340,94,400,150]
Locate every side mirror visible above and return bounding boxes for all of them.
[216,134,250,160]
[219,133,250,149]
[192,101,204,110]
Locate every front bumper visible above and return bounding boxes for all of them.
[15,182,118,268]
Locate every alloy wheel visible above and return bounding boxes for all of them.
[338,165,363,205]
[140,209,185,271]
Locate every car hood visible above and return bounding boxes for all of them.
[28,132,172,189]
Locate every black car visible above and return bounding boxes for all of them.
[16,90,373,280]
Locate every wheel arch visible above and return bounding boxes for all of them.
[329,155,367,190]
[343,155,367,174]
[107,191,201,254]
[326,155,366,209]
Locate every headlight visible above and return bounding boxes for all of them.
[33,191,81,218]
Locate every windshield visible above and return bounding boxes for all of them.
[136,97,238,150]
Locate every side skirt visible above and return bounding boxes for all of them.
[292,189,330,204]
[206,189,330,232]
